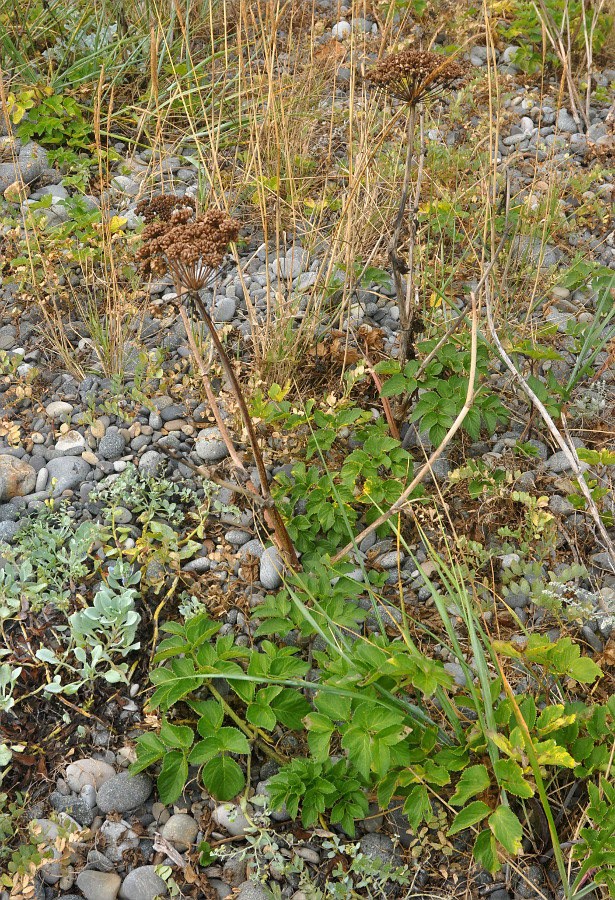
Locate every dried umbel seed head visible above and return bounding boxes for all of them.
[135,193,196,224]
[367,49,468,105]
[136,207,240,292]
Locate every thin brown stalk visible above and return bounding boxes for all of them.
[400,107,426,366]
[187,291,300,570]
[389,103,417,362]
[178,305,246,472]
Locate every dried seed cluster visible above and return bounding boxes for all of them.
[367,50,468,105]
[136,204,240,291]
[135,193,195,224]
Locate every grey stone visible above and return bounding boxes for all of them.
[98,428,127,460]
[544,450,589,476]
[66,757,115,792]
[225,529,251,546]
[581,625,603,653]
[512,236,562,268]
[273,247,308,279]
[0,504,19,523]
[0,141,48,193]
[215,297,236,322]
[119,865,168,900]
[239,538,265,560]
[49,791,94,826]
[160,813,198,850]
[259,546,285,589]
[55,430,86,454]
[591,552,615,573]
[46,457,92,495]
[195,428,229,462]
[443,662,467,687]
[332,20,351,39]
[549,495,575,515]
[556,108,578,133]
[515,864,547,898]
[501,45,520,64]
[504,592,531,609]
[235,881,269,900]
[96,772,153,814]
[111,175,140,197]
[0,521,19,543]
[45,400,73,417]
[160,404,186,422]
[183,556,211,573]
[212,803,254,836]
[99,819,140,861]
[138,450,164,477]
[358,833,401,866]
[208,880,233,900]
[76,871,122,900]
[86,850,115,872]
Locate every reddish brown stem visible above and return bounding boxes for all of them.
[188,291,299,571]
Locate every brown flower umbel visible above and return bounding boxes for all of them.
[135,193,195,224]
[136,205,240,292]
[367,49,468,106]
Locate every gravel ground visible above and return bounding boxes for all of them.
[1,23,615,900]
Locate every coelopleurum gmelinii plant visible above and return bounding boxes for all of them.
[136,197,299,570]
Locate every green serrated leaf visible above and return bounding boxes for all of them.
[489,806,523,856]
[473,828,500,873]
[448,801,491,836]
[202,755,245,801]
[450,765,490,806]
[159,717,194,750]
[157,750,188,805]
[403,783,430,831]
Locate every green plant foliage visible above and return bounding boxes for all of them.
[267,758,369,835]
[7,87,92,149]
[377,341,507,446]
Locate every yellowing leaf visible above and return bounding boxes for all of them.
[108,216,127,233]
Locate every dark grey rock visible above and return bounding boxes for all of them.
[358,833,401,866]
[234,882,269,900]
[118,865,168,900]
[96,772,153,814]
[0,504,19,522]
[259,546,285,589]
[46,457,92,495]
[215,297,236,322]
[138,450,164,477]
[160,404,186,422]
[98,428,127,460]
[86,849,115,872]
[504,593,531,609]
[195,427,229,462]
[581,625,602,653]
[0,521,20,544]
[48,791,94,826]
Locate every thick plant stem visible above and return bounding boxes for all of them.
[179,305,245,472]
[389,104,417,364]
[400,108,426,368]
[187,291,300,571]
